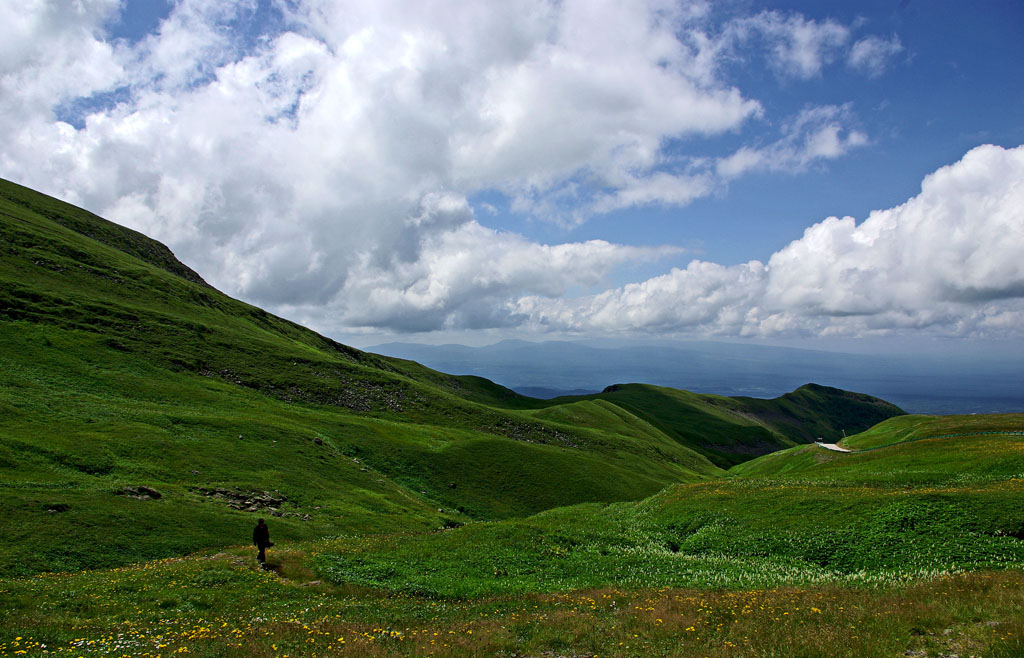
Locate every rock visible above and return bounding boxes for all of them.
[313,437,323,446]
[117,485,162,500]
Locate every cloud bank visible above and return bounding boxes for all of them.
[518,144,1024,338]
[1,1,1019,340]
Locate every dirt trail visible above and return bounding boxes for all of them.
[814,442,852,452]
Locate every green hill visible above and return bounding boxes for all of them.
[2,176,1023,658]
[527,382,903,467]
[0,176,915,575]
[729,413,1024,482]
[306,414,1024,597]
[0,177,738,574]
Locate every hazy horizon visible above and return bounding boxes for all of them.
[366,337,1024,415]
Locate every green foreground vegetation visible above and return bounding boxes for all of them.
[3,555,1024,657]
[2,177,1024,656]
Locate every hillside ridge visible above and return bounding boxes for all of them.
[0,178,211,289]
[1,175,901,575]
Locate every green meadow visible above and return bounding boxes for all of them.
[2,176,1024,657]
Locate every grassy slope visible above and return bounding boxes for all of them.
[528,382,904,468]
[305,415,1024,598]
[842,412,1024,450]
[729,413,1024,481]
[1,179,1022,657]
[0,177,721,575]
[3,418,1024,656]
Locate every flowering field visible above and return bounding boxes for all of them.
[2,548,1023,657]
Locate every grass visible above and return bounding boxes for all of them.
[1,549,1023,657]
[528,381,905,468]
[730,418,1024,484]
[0,176,735,574]
[308,467,1024,598]
[0,174,903,576]
[6,424,1020,655]
[3,176,1023,656]
[841,413,1024,450]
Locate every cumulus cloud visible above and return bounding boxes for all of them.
[716,105,867,178]
[718,11,903,81]
[2,0,988,340]
[516,144,1024,338]
[726,11,850,79]
[847,35,903,78]
[4,0,743,331]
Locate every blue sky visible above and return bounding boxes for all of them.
[481,0,1024,269]
[1,0,1022,350]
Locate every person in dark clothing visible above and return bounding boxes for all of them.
[253,518,271,564]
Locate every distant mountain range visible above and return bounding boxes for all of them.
[367,339,1024,415]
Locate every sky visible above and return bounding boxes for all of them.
[2,0,1023,352]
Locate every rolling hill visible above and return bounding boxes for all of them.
[1,176,1023,657]
[0,176,905,576]
[308,412,1024,597]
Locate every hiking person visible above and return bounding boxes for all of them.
[253,518,271,564]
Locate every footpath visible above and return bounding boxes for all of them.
[815,430,1024,454]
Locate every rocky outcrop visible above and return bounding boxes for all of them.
[194,487,311,520]
[116,485,162,500]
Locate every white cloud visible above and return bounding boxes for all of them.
[848,35,903,78]
[516,145,1024,338]
[728,11,850,79]
[329,221,677,331]
[717,105,868,178]
[2,0,968,340]
[515,259,767,334]
[0,0,759,320]
[590,172,716,215]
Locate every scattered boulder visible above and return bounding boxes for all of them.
[117,485,162,500]
[196,487,285,512]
